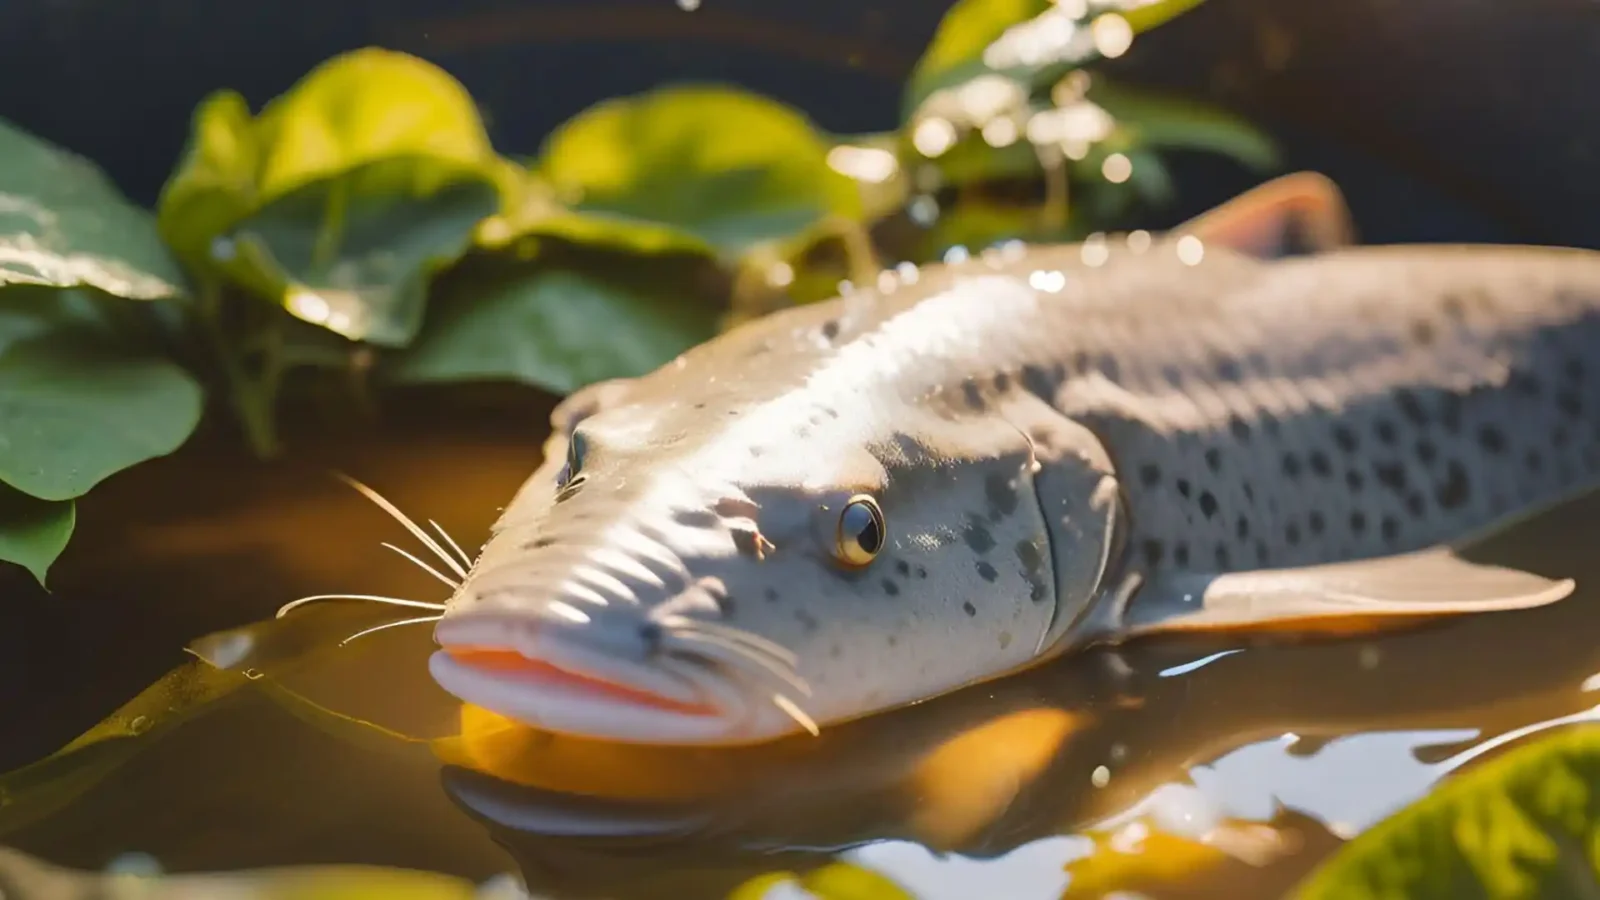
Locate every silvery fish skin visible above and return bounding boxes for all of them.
[426,173,1590,746]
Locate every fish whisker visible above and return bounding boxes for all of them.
[660,625,812,698]
[382,542,462,590]
[339,614,443,647]
[277,593,448,618]
[430,518,476,572]
[771,692,820,737]
[655,615,800,668]
[335,472,469,580]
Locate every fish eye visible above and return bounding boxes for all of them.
[556,432,587,489]
[834,495,886,568]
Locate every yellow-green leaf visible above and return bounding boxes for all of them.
[0,488,72,587]
[535,84,861,261]
[1291,725,1600,899]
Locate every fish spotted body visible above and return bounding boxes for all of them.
[425,174,1594,745]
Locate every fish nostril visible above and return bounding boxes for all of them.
[638,621,664,652]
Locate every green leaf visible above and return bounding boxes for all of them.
[1291,725,1600,899]
[903,0,1051,119]
[1087,79,1279,171]
[0,118,186,300]
[156,48,509,347]
[0,487,72,586]
[0,288,204,501]
[534,84,861,261]
[388,266,718,395]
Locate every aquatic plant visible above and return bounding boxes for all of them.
[0,0,1273,586]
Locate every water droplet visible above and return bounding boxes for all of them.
[826,145,898,184]
[676,0,700,9]
[128,715,150,735]
[1126,229,1152,253]
[1081,233,1110,267]
[895,261,921,285]
[1028,269,1067,293]
[911,118,958,158]
[1091,764,1111,787]
[1092,13,1134,58]
[1176,234,1206,266]
[876,269,899,294]
[998,239,1027,262]
[766,262,794,288]
[943,245,971,265]
[209,236,235,263]
[981,116,1019,148]
[1101,152,1133,184]
[908,194,940,226]
[287,290,331,325]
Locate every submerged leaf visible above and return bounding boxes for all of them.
[1291,724,1600,899]
[535,84,861,260]
[0,118,185,300]
[0,289,204,501]
[0,487,72,586]
[388,266,718,395]
[156,48,508,346]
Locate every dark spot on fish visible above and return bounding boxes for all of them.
[1558,388,1583,418]
[1214,355,1242,382]
[1021,364,1055,398]
[1139,463,1161,487]
[1176,479,1192,499]
[1375,461,1408,494]
[1405,493,1426,516]
[1173,543,1190,566]
[1236,516,1250,540]
[962,379,985,410]
[1416,440,1437,465]
[1205,448,1222,473]
[1198,491,1219,519]
[1243,483,1255,502]
[1350,510,1367,533]
[1435,460,1470,510]
[824,407,840,419]
[882,579,900,596]
[1554,424,1572,448]
[1375,419,1398,445]
[1162,364,1184,387]
[1282,454,1302,479]
[1565,357,1585,381]
[1409,319,1435,346]
[895,560,911,577]
[795,609,820,632]
[764,587,780,603]
[985,472,1021,519]
[993,371,1012,392]
[1309,451,1332,477]
[830,644,842,659]
[1438,394,1463,433]
[1441,294,1467,321]
[963,515,996,554]
[976,561,999,582]
[1525,448,1544,473]
[1229,416,1252,441]
[1346,469,1365,491]
[1286,522,1301,546]
[693,402,706,410]
[1309,511,1325,535]
[639,622,663,650]
[525,536,556,549]
[1214,545,1231,568]
[1072,350,1092,374]
[1511,372,1542,396]
[675,508,719,528]
[916,565,928,579]
[1015,539,1043,575]
[1474,424,1505,454]
[750,446,765,458]
[1142,539,1164,567]
[887,635,899,648]
[1395,389,1427,425]
[1381,516,1400,542]
[1255,540,1270,565]
[1097,355,1121,380]
[821,320,840,340]
[1333,425,1358,453]
[963,601,978,617]
[1259,411,1281,436]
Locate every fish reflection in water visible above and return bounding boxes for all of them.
[3,493,1600,899]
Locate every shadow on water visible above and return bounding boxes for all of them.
[3,390,1600,899]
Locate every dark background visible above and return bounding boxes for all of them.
[2,0,1599,248]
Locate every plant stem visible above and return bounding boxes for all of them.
[1039,145,1071,234]
[829,215,882,288]
[195,280,283,459]
[311,178,350,273]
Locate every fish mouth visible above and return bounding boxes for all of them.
[430,618,746,745]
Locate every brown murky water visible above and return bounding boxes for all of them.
[2,385,1599,899]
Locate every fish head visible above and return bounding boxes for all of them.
[428,358,1121,746]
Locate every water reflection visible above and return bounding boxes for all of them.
[3,420,1600,899]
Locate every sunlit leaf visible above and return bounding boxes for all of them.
[387,265,718,395]
[728,862,917,900]
[1291,725,1600,899]
[0,118,186,300]
[0,288,204,502]
[0,847,483,900]
[0,488,72,587]
[535,84,861,261]
[156,48,509,346]
[903,0,1051,119]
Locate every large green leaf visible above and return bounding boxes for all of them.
[388,266,718,395]
[903,0,1051,120]
[0,487,73,587]
[0,288,204,502]
[156,48,508,347]
[534,84,861,261]
[1087,80,1279,171]
[1291,725,1600,899]
[0,119,186,300]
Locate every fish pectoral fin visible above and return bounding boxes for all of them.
[1179,171,1356,258]
[1115,546,1574,639]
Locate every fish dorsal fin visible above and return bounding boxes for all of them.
[1179,171,1357,259]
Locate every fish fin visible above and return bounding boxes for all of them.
[1180,171,1356,258]
[1093,546,1573,641]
